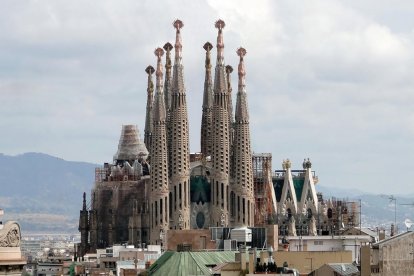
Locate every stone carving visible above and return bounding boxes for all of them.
[302,158,312,169]
[309,216,317,236]
[288,216,296,236]
[0,221,21,247]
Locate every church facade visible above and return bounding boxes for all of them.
[78,20,353,256]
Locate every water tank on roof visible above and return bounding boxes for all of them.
[231,227,252,243]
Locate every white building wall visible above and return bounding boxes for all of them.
[286,235,370,262]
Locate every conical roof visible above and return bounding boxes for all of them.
[113,125,148,162]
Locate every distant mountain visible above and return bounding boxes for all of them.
[0,152,97,233]
[317,185,414,232]
[1,153,412,234]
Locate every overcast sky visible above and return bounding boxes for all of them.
[1,0,413,195]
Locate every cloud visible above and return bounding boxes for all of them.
[0,0,413,194]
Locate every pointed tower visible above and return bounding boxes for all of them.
[164,42,174,180]
[279,159,298,219]
[299,158,318,216]
[225,65,234,132]
[163,42,173,112]
[168,19,190,230]
[144,66,155,154]
[149,47,170,245]
[211,19,230,227]
[201,42,214,157]
[231,48,255,227]
[78,192,89,257]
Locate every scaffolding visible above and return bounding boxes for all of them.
[252,153,272,226]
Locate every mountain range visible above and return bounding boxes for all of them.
[0,152,413,233]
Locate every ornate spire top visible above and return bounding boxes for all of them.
[145,65,155,75]
[215,19,225,63]
[173,19,184,63]
[145,65,155,92]
[237,47,247,86]
[225,65,233,74]
[163,42,173,69]
[225,65,233,92]
[302,158,312,169]
[155,47,165,88]
[204,42,213,70]
[282,159,292,170]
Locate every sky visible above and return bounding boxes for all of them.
[1,0,413,195]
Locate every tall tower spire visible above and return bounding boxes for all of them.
[144,66,155,154]
[231,47,254,226]
[201,42,214,157]
[149,47,169,245]
[225,65,234,129]
[216,19,225,65]
[79,192,89,257]
[169,19,190,230]
[211,19,230,227]
[163,43,173,112]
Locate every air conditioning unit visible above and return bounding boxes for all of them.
[224,239,237,251]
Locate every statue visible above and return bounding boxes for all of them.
[288,216,297,236]
[309,216,317,236]
[0,222,21,247]
[178,213,184,229]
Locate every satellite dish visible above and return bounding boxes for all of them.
[404,219,413,229]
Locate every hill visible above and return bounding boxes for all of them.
[1,152,412,234]
[0,152,97,233]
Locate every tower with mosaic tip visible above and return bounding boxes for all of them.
[168,19,191,230]
[149,47,170,244]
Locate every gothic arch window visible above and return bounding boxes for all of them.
[328,208,333,219]
[287,208,292,219]
[307,208,312,219]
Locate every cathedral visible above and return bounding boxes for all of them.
[79,19,357,256]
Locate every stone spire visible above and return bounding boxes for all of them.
[163,42,173,185]
[225,65,234,128]
[232,47,254,226]
[163,43,173,112]
[211,19,230,227]
[149,47,169,245]
[79,192,89,257]
[168,19,190,230]
[144,65,155,155]
[82,192,87,211]
[216,19,225,65]
[201,42,214,157]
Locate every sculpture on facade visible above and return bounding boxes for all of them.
[0,221,21,247]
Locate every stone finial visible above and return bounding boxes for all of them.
[145,65,155,92]
[225,65,233,92]
[203,41,213,51]
[154,47,165,87]
[204,42,213,69]
[163,42,173,52]
[145,65,155,75]
[163,42,173,69]
[173,19,184,62]
[215,19,225,63]
[282,159,291,170]
[237,47,247,86]
[225,65,233,74]
[303,158,312,169]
